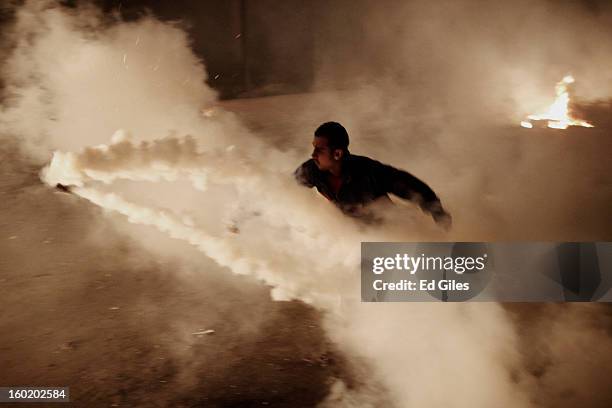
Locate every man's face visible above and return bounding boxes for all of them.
[311,136,340,171]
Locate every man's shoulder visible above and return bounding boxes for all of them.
[346,154,387,173]
[295,158,320,175]
[294,159,319,187]
[299,158,318,169]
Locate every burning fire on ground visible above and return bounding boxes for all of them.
[520,75,594,129]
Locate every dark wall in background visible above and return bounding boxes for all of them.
[96,0,316,98]
[242,0,315,96]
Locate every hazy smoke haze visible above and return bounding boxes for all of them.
[1,1,611,407]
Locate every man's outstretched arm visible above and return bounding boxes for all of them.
[379,163,452,229]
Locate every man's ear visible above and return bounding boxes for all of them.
[333,149,344,161]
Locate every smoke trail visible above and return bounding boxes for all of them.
[40,131,370,306]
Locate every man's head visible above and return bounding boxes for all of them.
[311,121,350,171]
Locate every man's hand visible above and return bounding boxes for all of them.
[432,209,452,231]
[424,200,452,231]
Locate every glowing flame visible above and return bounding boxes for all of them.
[521,75,593,129]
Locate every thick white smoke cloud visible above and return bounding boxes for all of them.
[322,303,532,408]
[1,0,218,155]
[39,132,366,305]
[2,1,610,407]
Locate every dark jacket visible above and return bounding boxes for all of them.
[294,154,445,219]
